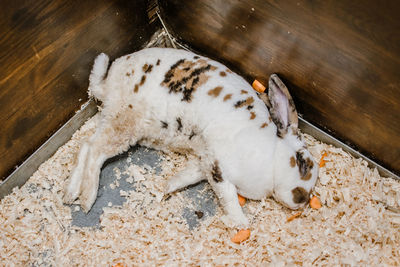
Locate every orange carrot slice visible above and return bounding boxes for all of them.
[238,194,246,206]
[319,152,328,168]
[231,229,251,243]
[113,263,125,267]
[252,80,266,93]
[287,211,302,222]
[310,195,322,209]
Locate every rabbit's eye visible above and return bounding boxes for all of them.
[296,151,314,181]
[296,151,307,176]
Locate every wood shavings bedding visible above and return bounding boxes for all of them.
[0,114,399,266]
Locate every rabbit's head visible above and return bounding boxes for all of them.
[264,74,319,210]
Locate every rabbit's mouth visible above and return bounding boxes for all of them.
[272,189,307,210]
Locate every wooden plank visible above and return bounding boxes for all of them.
[0,0,159,179]
[159,0,400,175]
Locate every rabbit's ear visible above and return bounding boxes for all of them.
[268,74,298,137]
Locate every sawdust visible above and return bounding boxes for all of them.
[1,113,399,266]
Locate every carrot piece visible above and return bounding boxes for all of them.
[113,263,125,267]
[252,80,266,93]
[231,229,251,244]
[310,195,322,209]
[238,194,246,207]
[319,152,328,168]
[287,211,302,222]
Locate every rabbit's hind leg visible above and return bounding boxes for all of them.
[79,120,139,212]
[63,142,90,204]
[64,113,140,212]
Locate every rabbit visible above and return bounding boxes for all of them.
[63,47,318,227]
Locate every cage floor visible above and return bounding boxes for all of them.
[1,113,399,266]
[1,32,399,266]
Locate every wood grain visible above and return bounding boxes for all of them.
[159,0,400,175]
[0,0,158,179]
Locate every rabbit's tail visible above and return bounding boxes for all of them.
[88,53,109,101]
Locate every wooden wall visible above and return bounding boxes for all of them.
[1,0,399,179]
[159,0,400,175]
[0,0,158,180]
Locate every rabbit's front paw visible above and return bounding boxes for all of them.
[221,213,249,228]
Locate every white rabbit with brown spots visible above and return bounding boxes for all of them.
[64,48,318,227]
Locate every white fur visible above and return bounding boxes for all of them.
[64,48,318,227]
[88,53,109,100]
